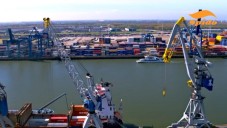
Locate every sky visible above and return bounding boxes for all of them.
[0,0,226,22]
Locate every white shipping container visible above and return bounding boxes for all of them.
[47,123,68,127]
[133,45,140,48]
[150,37,156,43]
[149,47,158,55]
[127,38,134,43]
[139,38,145,42]
[28,119,49,127]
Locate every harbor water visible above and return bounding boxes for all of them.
[0,58,227,127]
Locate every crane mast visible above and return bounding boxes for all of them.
[43,18,103,128]
[163,17,214,128]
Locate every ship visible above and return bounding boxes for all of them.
[1,82,123,128]
[136,55,164,63]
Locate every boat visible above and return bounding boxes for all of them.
[3,82,123,128]
[136,55,164,63]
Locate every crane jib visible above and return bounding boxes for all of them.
[164,15,214,127]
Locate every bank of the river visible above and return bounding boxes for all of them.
[0,55,227,61]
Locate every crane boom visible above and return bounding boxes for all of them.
[163,17,196,86]
[43,18,103,128]
[43,18,95,103]
[163,17,214,128]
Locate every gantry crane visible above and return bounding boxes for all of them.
[42,18,120,128]
[162,17,214,128]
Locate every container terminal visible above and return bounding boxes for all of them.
[0,21,227,60]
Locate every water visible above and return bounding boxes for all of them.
[0,58,227,127]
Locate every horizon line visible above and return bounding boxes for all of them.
[0,19,227,23]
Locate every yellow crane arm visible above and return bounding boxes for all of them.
[162,17,185,63]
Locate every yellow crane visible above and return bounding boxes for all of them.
[163,17,214,128]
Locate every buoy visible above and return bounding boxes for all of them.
[162,89,166,96]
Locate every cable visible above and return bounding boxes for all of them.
[64,94,70,110]
[162,63,167,97]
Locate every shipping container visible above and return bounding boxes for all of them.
[118,42,126,47]
[0,45,7,49]
[125,50,134,55]
[209,42,215,46]
[99,38,111,44]
[125,43,133,47]
[105,51,109,55]
[209,33,217,38]
[150,37,156,43]
[49,116,68,123]
[101,44,111,48]
[216,35,227,42]
[27,119,49,127]
[70,116,86,127]
[133,48,140,55]
[156,43,166,48]
[221,39,227,46]
[117,48,125,50]
[133,45,140,48]
[208,38,216,42]
[47,123,68,127]
[117,50,126,55]
[109,49,117,52]
[135,38,145,42]
[109,46,117,49]
[125,47,133,50]
[111,42,118,47]
[94,44,101,48]
[127,38,134,43]
[156,37,162,42]
[93,50,102,54]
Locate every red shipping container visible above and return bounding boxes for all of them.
[73,105,87,112]
[70,119,84,126]
[133,49,141,55]
[70,116,86,126]
[72,111,88,116]
[208,38,215,42]
[133,49,140,53]
[49,116,68,123]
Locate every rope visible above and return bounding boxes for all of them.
[64,94,70,110]
[162,63,167,97]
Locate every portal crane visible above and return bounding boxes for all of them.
[0,83,14,128]
[162,17,214,128]
[42,18,119,128]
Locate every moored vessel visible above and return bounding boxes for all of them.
[136,55,164,63]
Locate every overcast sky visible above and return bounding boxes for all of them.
[0,0,226,22]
